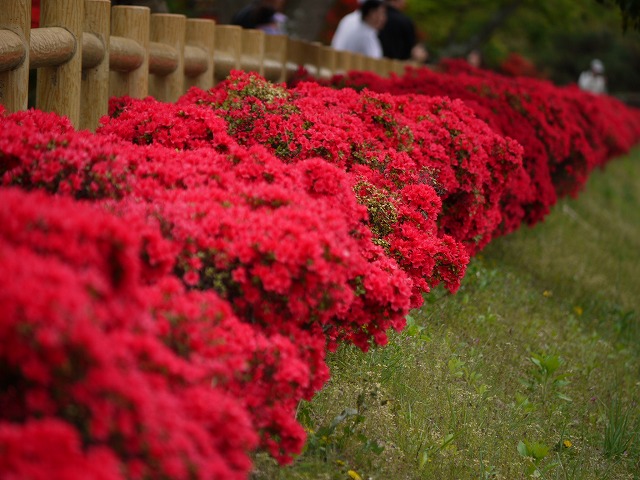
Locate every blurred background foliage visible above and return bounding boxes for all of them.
[403,0,640,93]
[167,0,640,96]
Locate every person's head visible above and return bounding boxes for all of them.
[254,6,277,27]
[467,49,482,68]
[386,0,407,10]
[360,0,386,30]
[262,0,285,12]
[590,59,605,75]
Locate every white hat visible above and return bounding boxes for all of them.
[591,59,604,74]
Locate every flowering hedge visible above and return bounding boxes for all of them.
[312,60,640,230]
[1,65,639,479]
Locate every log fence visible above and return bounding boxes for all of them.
[0,0,410,131]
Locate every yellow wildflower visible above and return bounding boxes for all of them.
[543,290,553,297]
[347,470,363,480]
[563,439,572,448]
[573,306,583,316]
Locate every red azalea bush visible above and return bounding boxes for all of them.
[0,187,258,479]
[99,75,473,306]
[499,52,541,78]
[1,61,640,480]
[0,102,415,471]
[106,72,531,283]
[0,112,349,466]
[1,104,412,351]
[180,73,521,258]
[176,72,522,257]
[319,62,640,230]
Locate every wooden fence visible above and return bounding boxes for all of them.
[0,0,410,131]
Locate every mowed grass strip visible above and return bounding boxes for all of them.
[251,146,640,480]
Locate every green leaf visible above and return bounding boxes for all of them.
[529,442,550,460]
[517,440,529,457]
[419,450,430,469]
[541,355,561,374]
[405,314,415,327]
[518,440,550,460]
[530,356,542,369]
[442,433,456,448]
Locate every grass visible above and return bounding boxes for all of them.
[251,146,640,480]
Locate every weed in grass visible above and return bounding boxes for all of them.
[517,439,559,478]
[515,392,537,416]
[520,353,572,406]
[611,307,639,347]
[418,431,459,469]
[403,313,432,343]
[478,450,499,479]
[448,353,490,398]
[602,396,639,459]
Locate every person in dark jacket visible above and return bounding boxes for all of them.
[231,0,286,30]
[378,0,427,62]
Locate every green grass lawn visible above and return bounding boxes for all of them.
[251,147,640,480]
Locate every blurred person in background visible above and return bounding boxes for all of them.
[378,0,427,63]
[467,49,483,68]
[253,8,288,34]
[231,0,287,32]
[331,0,387,59]
[578,59,607,94]
[331,0,366,51]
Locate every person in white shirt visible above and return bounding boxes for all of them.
[331,0,387,59]
[578,59,607,95]
[331,0,365,51]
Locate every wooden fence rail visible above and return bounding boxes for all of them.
[0,0,408,131]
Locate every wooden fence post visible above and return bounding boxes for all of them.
[319,45,335,80]
[81,0,110,131]
[0,0,30,113]
[392,59,405,76]
[240,29,264,76]
[380,58,392,77]
[110,6,150,99]
[302,41,322,78]
[213,25,241,84]
[335,49,351,75]
[263,34,286,83]
[184,18,215,91]
[381,58,393,78]
[351,52,364,72]
[36,0,84,126]
[149,13,185,103]
[364,56,377,75]
[285,37,302,81]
